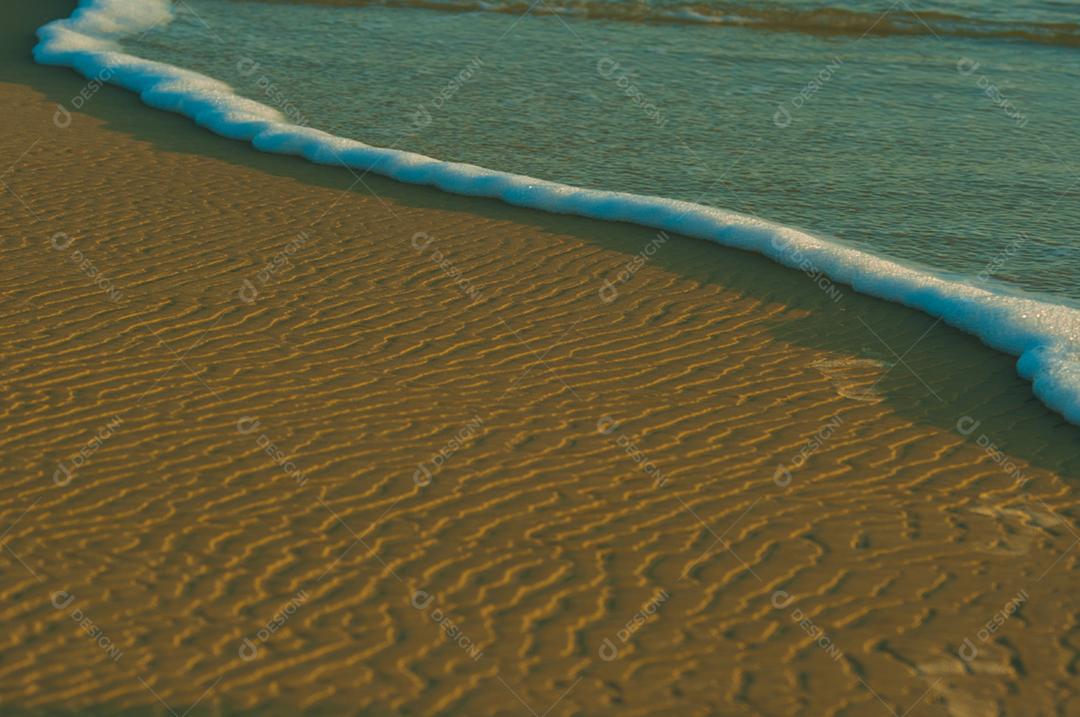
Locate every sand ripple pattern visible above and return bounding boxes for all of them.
[1,49,1080,716]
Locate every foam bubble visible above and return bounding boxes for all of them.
[35,0,1080,424]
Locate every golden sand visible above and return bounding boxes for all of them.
[1,2,1078,715]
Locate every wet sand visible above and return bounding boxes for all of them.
[1,2,1078,715]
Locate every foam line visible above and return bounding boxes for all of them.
[34,0,1080,425]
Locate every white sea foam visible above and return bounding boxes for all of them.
[35,0,1080,425]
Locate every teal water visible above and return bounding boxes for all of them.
[124,0,1080,301]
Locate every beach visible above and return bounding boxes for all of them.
[1,1,1079,715]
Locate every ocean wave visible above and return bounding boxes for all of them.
[34,0,1080,425]
[253,0,1080,48]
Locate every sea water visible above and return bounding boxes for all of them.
[34,0,1080,423]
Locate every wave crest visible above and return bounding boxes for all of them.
[33,0,1080,425]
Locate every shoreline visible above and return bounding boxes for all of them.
[35,0,1080,428]
[2,1,1079,715]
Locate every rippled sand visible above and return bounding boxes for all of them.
[1,2,1079,715]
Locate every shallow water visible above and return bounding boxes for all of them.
[123,0,1080,302]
